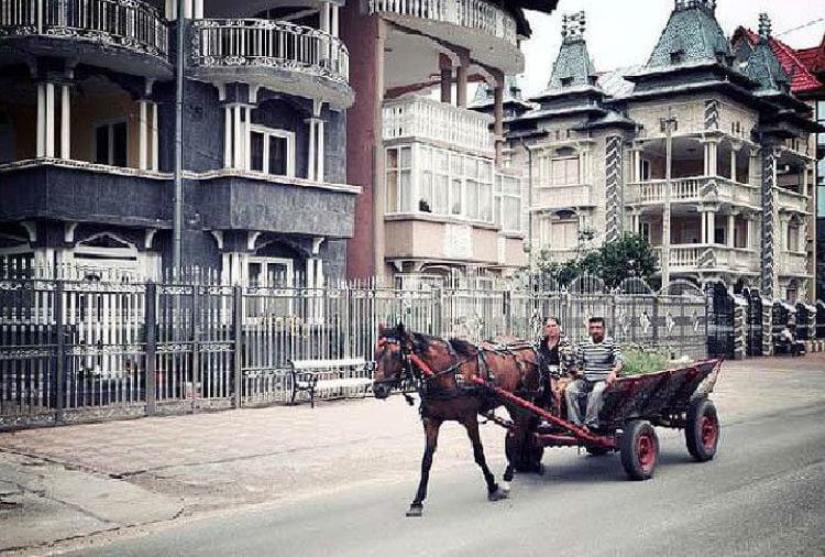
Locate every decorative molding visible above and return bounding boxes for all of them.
[144,228,158,250]
[604,135,623,243]
[20,221,37,243]
[64,222,78,243]
[209,230,224,251]
[0,158,171,180]
[311,237,325,255]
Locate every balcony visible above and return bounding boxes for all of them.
[534,184,594,211]
[191,170,359,238]
[0,0,171,78]
[663,245,759,274]
[628,176,760,208]
[189,19,353,108]
[384,214,525,267]
[776,187,809,214]
[0,159,171,227]
[366,0,522,74]
[779,252,809,277]
[383,97,493,154]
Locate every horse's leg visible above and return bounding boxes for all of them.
[462,415,508,502]
[407,417,441,517]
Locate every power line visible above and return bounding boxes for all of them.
[776,16,825,37]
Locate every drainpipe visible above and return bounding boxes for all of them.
[172,0,187,273]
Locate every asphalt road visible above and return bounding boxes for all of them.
[66,402,825,557]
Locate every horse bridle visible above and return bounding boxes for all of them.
[375,336,477,392]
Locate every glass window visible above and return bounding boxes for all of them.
[94,121,128,167]
[550,157,579,186]
[385,146,412,213]
[248,126,294,176]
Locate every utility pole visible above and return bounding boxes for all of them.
[520,139,534,294]
[172,0,187,273]
[661,108,676,291]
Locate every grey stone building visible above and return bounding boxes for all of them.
[504,1,822,302]
[0,0,357,286]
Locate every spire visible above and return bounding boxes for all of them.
[743,13,791,93]
[545,11,597,91]
[647,0,730,68]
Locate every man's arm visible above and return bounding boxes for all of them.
[606,341,623,387]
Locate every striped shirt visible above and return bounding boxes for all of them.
[576,337,622,381]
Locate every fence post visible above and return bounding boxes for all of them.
[503,290,512,335]
[233,285,243,408]
[432,287,443,337]
[652,294,659,347]
[145,282,157,415]
[54,279,65,424]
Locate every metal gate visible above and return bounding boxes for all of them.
[743,288,763,357]
[706,282,734,359]
[818,301,825,340]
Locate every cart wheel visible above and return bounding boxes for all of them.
[685,398,719,462]
[585,446,610,457]
[505,429,544,473]
[620,420,658,481]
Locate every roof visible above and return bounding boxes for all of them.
[596,66,641,98]
[646,1,732,69]
[502,0,560,38]
[734,28,824,94]
[470,75,534,110]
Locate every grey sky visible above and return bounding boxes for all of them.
[520,0,825,96]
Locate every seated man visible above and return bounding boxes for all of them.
[565,317,623,430]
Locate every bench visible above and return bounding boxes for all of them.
[289,358,373,408]
[772,334,806,357]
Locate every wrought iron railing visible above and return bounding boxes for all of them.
[0,0,169,57]
[367,0,517,44]
[190,19,349,82]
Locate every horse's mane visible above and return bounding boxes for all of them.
[448,338,477,357]
[384,325,477,357]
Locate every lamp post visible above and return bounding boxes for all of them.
[520,138,534,294]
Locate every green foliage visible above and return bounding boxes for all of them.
[535,233,659,289]
[621,345,670,376]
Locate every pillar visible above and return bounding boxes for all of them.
[45,82,55,158]
[151,102,159,171]
[439,54,452,104]
[316,119,325,182]
[456,52,469,108]
[307,117,317,181]
[60,84,70,159]
[707,210,716,245]
[223,105,232,168]
[727,213,735,248]
[730,145,738,182]
[700,210,708,244]
[331,4,339,37]
[244,105,252,171]
[493,78,504,165]
[233,105,243,169]
[36,82,45,157]
[139,100,148,170]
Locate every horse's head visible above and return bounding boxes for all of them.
[373,323,414,399]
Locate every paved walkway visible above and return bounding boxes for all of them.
[1,353,824,554]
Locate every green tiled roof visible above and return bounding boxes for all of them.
[646,0,731,68]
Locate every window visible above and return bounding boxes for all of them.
[386,146,412,213]
[641,222,651,242]
[549,157,580,186]
[560,77,574,87]
[94,121,127,167]
[495,174,522,232]
[249,126,295,177]
[787,225,801,253]
[641,159,652,181]
[541,218,578,250]
[248,257,293,288]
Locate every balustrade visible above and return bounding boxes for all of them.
[383,97,493,153]
[776,187,808,214]
[0,0,168,57]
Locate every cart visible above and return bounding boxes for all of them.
[473,358,723,480]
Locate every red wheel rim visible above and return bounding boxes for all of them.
[636,433,656,473]
[700,414,718,451]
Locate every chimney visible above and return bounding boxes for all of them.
[561,10,586,43]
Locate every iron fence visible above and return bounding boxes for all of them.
[1,269,709,429]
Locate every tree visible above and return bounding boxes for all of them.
[534,233,658,289]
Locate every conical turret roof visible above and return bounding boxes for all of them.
[646,0,731,68]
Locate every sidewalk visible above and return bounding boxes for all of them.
[2,353,824,554]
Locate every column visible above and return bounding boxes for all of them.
[233,105,243,169]
[223,105,232,168]
[704,139,717,176]
[493,78,504,165]
[331,4,339,37]
[36,82,45,157]
[151,102,159,171]
[440,55,452,104]
[307,118,317,181]
[139,100,148,170]
[727,213,735,248]
[316,119,325,182]
[45,82,55,157]
[632,147,642,182]
[707,210,716,244]
[320,2,330,33]
[60,84,70,160]
[456,52,469,108]
[244,106,252,171]
[193,0,203,18]
[730,145,738,182]
[700,210,708,244]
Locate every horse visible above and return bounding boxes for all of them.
[372,324,543,517]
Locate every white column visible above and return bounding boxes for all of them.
[194,0,203,19]
[36,82,45,157]
[45,82,55,158]
[633,149,642,182]
[315,258,324,289]
[730,148,737,182]
[320,2,331,33]
[708,210,716,245]
[223,105,232,168]
[708,141,718,176]
[307,257,315,290]
[700,211,707,244]
[139,100,148,170]
[151,102,159,171]
[316,119,325,182]
[60,84,70,160]
[307,118,317,181]
[331,4,339,37]
[727,214,735,248]
[244,106,252,171]
[233,105,242,169]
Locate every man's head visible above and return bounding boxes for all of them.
[544,316,561,339]
[588,317,606,342]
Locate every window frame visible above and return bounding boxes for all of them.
[249,125,296,177]
[92,119,128,167]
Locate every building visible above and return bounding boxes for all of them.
[507,1,822,302]
[0,0,358,286]
[340,0,558,289]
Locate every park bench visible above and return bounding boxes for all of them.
[289,358,373,408]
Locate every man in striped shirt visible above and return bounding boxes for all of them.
[565,317,623,430]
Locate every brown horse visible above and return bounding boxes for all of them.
[373,324,542,517]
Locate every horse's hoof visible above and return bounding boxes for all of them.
[501,481,511,494]
[488,488,509,502]
[406,505,423,517]
[533,463,546,476]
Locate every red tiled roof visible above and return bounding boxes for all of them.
[737,27,824,94]
[796,45,825,74]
